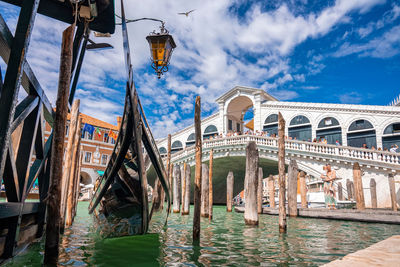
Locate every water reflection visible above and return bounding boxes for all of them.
[4,203,400,266]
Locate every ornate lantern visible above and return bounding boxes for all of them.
[146,24,176,78]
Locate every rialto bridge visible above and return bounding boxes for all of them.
[156,86,400,208]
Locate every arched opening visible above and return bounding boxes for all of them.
[316,117,342,145]
[226,96,253,134]
[263,114,278,136]
[171,140,183,153]
[382,123,400,150]
[159,147,167,155]
[80,171,92,185]
[347,119,376,148]
[288,115,311,141]
[186,133,195,147]
[203,125,218,140]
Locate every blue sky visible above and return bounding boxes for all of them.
[0,0,399,138]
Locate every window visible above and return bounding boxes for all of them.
[86,131,93,140]
[101,154,108,165]
[228,120,233,131]
[237,123,240,132]
[104,133,109,143]
[81,127,85,139]
[84,152,92,163]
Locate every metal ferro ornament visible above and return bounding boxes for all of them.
[146,23,176,78]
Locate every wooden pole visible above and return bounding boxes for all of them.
[346,179,353,200]
[244,141,259,225]
[226,171,234,212]
[44,24,75,265]
[60,99,80,229]
[201,163,209,218]
[299,171,307,208]
[166,134,172,201]
[278,112,287,233]
[193,96,202,242]
[353,162,365,210]
[65,103,81,227]
[209,149,214,220]
[337,182,343,201]
[388,174,398,211]
[370,178,377,209]
[257,167,263,214]
[173,164,181,213]
[268,175,275,208]
[287,159,298,217]
[72,147,83,219]
[181,164,185,209]
[182,163,190,215]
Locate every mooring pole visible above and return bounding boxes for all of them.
[288,159,298,217]
[353,162,365,210]
[346,179,353,200]
[173,164,181,213]
[44,24,75,265]
[278,112,287,233]
[201,163,209,218]
[258,167,264,214]
[166,134,172,201]
[226,171,234,212]
[299,171,307,208]
[338,182,343,201]
[209,149,214,220]
[70,121,82,222]
[65,100,81,226]
[244,141,259,225]
[370,178,377,209]
[72,147,83,219]
[268,175,275,208]
[193,96,202,242]
[388,174,398,211]
[182,163,190,215]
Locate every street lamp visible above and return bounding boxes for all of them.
[116,15,176,78]
[146,23,176,79]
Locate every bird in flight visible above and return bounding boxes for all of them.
[178,9,195,17]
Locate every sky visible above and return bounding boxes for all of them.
[0,0,399,139]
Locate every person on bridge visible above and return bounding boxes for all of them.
[321,164,337,209]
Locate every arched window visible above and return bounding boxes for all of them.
[316,117,342,145]
[159,147,167,154]
[347,119,376,148]
[263,114,278,136]
[186,133,195,147]
[203,125,218,140]
[171,140,183,153]
[288,115,311,141]
[382,123,400,150]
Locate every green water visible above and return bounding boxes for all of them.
[5,202,400,266]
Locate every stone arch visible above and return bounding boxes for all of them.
[316,116,343,145]
[346,119,377,148]
[171,140,183,153]
[381,121,400,150]
[288,114,312,142]
[263,113,279,136]
[80,171,93,185]
[225,95,255,133]
[159,147,167,154]
[186,133,195,147]
[203,125,218,139]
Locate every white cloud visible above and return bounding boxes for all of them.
[338,91,362,104]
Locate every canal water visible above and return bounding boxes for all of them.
[5,202,400,266]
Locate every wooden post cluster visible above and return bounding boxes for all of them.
[226,171,234,212]
[287,159,298,217]
[299,171,307,208]
[182,163,190,215]
[193,96,202,242]
[268,175,275,208]
[370,178,377,209]
[209,149,214,220]
[173,164,181,213]
[278,112,287,233]
[257,167,263,214]
[353,162,365,210]
[201,163,209,218]
[44,24,75,265]
[388,174,398,211]
[65,100,81,227]
[244,141,259,225]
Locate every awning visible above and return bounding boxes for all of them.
[245,119,254,131]
[97,170,105,176]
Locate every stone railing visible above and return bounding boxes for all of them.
[166,135,400,167]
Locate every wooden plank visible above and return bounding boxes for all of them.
[193,96,202,243]
[278,112,286,232]
[287,159,298,217]
[0,202,40,219]
[244,141,259,225]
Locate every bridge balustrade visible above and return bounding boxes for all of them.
[168,135,400,167]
